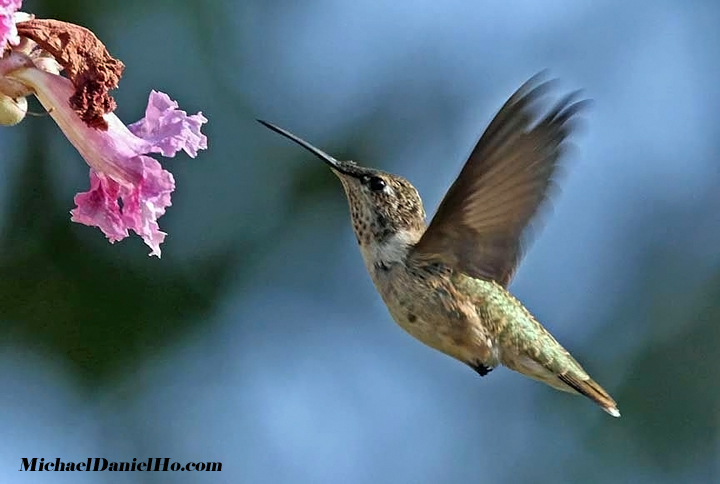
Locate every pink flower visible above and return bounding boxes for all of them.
[0,0,22,50]
[0,9,208,257]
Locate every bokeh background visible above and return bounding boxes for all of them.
[1,0,719,483]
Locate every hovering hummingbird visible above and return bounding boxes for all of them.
[258,74,620,417]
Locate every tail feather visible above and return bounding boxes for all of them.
[558,373,620,417]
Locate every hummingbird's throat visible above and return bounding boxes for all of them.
[359,229,420,269]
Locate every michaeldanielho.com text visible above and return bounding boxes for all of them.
[20,458,221,472]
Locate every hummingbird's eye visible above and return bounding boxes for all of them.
[363,176,387,192]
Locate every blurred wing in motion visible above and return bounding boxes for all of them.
[411,73,588,286]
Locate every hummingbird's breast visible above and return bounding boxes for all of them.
[368,257,501,368]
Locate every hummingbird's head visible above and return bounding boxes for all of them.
[258,120,426,262]
[332,166,425,247]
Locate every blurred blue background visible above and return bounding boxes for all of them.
[1,0,718,483]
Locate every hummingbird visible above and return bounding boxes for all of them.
[258,74,620,417]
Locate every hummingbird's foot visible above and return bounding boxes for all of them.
[469,361,494,377]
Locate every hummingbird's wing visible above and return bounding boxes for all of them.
[411,74,588,286]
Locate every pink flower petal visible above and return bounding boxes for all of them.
[0,0,22,51]
[128,90,208,158]
[71,156,175,257]
[118,156,174,257]
[71,170,128,243]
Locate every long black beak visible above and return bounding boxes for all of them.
[257,119,354,176]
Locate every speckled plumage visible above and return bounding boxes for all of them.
[258,74,620,417]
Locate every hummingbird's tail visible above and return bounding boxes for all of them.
[558,373,621,418]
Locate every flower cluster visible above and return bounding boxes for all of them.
[0,1,207,256]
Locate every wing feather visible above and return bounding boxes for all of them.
[411,74,588,286]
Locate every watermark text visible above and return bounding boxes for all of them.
[20,458,221,472]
